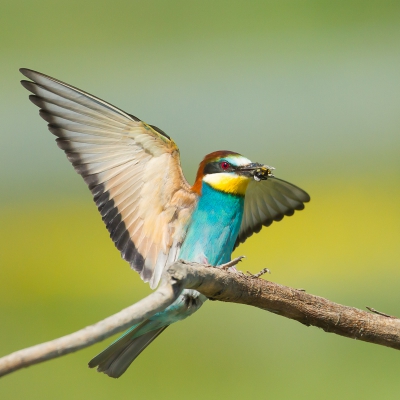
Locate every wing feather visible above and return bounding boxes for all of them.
[235,177,310,248]
[21,68,198,288]
[21,72,138,125]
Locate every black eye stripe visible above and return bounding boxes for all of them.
[204,161,235,174]
[203,162,220,174]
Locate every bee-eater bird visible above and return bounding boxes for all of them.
[20,68,310,378]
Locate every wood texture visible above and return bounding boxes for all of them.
[178,262,400,349]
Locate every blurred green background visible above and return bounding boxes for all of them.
[1,1,399,398]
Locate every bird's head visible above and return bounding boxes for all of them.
[192,150,274,195]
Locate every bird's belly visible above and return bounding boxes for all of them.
[179,225,237,265]
[178,189,244,266]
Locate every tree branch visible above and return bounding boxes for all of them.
[0,269,185,377]
[1,260,399,378]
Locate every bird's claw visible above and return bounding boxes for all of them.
[246,267,271,279]
[220,256,246,270]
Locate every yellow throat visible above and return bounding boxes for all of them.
[203,173,251,196]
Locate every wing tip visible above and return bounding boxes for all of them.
[301,191,311,203]
[20,79,34,91]
[19,67,30,76]
[20,67,40,81]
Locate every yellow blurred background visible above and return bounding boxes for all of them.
[1,1,399,399]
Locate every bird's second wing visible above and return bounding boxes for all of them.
[235,177,310,248]
[20,68,198,289]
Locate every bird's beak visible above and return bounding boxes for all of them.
[237,163,275,181]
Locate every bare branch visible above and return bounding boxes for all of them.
[1,260,399,378]
[180,262,400,349]
[0,268,186,377]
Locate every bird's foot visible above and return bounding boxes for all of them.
[247,267,271,279]
[220,256,246,271]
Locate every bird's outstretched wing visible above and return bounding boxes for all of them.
[20,68,198,289]
[235,177,310,248]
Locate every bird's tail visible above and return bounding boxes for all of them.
[88,320,168,378]
[89,289,206,378]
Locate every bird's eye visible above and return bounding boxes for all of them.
[220,161,230,170]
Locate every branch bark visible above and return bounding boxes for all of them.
[1,260,399,378]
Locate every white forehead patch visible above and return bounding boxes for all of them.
[223,154,252,167]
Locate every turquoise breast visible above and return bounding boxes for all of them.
[179,182,244,266]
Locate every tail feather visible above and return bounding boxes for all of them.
[88,320,150,369]
[88,289,206,378]
[88,324,168,378]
